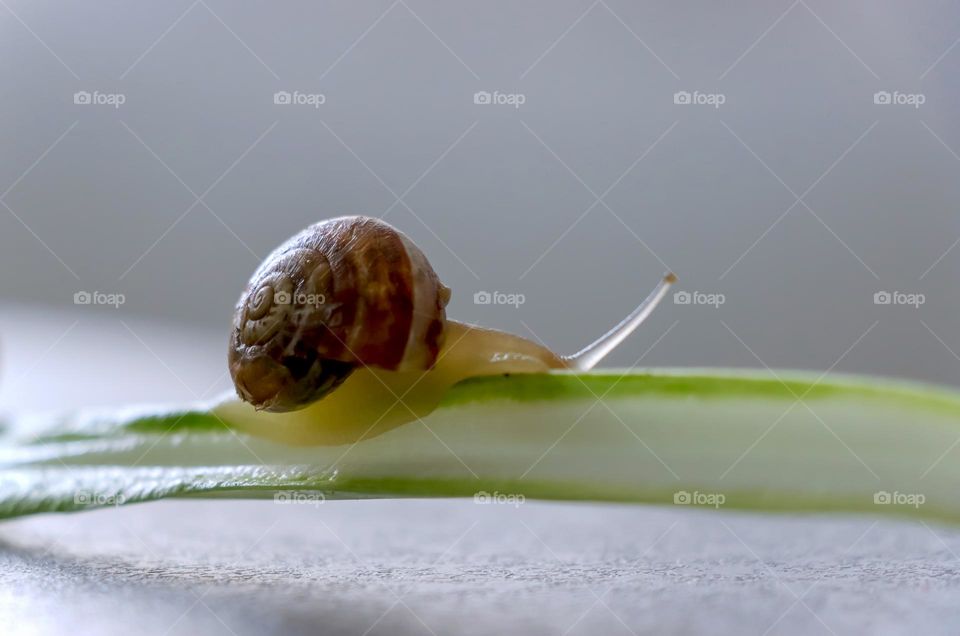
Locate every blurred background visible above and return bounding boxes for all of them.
[2,1,960,412]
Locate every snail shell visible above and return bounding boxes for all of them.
[228,216,450,412]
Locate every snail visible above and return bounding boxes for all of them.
[221,216,675,445]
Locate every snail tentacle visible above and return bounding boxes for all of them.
[561,273,676,371]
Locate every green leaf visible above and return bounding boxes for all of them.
[2,369,959,522]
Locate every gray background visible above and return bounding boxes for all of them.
[3,2,960,635]
[2,0,960,391]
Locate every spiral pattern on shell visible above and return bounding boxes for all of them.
[228,216,450,412]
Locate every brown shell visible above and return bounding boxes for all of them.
[228,216,449,412]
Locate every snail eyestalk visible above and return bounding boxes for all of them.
[562,273,676,371]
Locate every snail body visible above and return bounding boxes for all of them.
[224,216,674,445]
